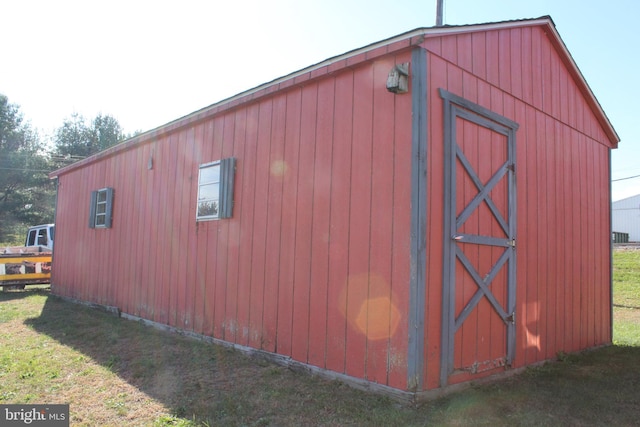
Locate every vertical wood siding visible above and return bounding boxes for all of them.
[52,22,615,392]
[422,25,612,387]
[52,51,413,390]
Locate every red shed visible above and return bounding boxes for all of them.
[49,16,619,399]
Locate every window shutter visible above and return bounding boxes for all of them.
[105,187,114,228]
[219,157,236,219]
[89,190,98,228]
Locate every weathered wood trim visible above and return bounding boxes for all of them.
[119,312,416,404]
[439,89,519,131]
[54,293,417,402]
[439,88,519,386]
[55,288,613,402]
[440,91,455,388]
[407,46,428,391]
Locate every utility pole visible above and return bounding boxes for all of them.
[436,0,444,26]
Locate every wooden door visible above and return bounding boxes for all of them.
[440,89,519,386]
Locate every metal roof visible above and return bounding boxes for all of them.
[50,16,619,178]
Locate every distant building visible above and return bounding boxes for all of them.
[612,194,640,241]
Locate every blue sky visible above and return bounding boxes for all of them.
[2,0,637,200]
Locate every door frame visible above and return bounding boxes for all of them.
[439,89,519,387]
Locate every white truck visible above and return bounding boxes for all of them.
[0,224,54,290]
[24,224,55,250]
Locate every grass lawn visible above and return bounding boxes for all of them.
[612,249,640,347]
[0,250,638,426]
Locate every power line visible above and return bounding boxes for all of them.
[0,167,52,173]
[612,174,640,182]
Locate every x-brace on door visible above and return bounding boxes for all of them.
[439,89,519,387]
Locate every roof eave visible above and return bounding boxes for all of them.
[49,16,619,179]
[539,19,620,147]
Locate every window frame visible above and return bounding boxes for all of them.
[89,187,114,229]
[196,160,222,221]
[196,157,235,221]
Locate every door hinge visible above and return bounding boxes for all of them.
[505,312,516,325]
[509,238,516,248]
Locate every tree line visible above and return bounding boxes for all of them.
[0,93,136,244]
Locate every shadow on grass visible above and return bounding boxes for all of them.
[0,286,50,302]
[23,294,640,426]
[24,295,256,424]
[24,295,406,426]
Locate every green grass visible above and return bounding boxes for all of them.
[612,249,640,346]
[613,249,640,307]
[0,250,638,425]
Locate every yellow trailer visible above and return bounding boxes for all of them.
[0,246,52,290]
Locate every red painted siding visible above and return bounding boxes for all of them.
[52,51,414,390]
[308,78,334,368]
[51,20,615,393]
[325,73,352,373]
[422,25,613,387]
[262,92,287,354]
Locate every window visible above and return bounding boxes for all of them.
[89,187,114,228]
[25,225,54,248]
[26,230,37,246]
[197,158,236,220]
[37,228,47,246]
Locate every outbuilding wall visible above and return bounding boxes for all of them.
[612,194,640,242]
[51,18,618,394]
[420,25,613,388]
[52,49,415,390]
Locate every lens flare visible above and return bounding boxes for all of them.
[270,160,288,178]
[339,272,401,341]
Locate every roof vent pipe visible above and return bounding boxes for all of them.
[436,0,444,26]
